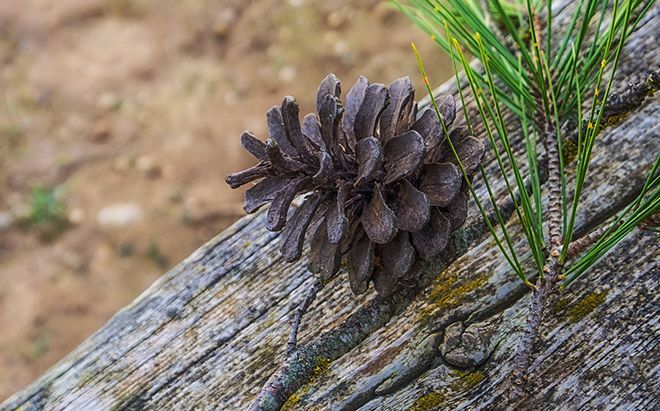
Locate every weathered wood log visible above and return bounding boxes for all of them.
[2,2,658,410]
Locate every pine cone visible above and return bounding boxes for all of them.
[226,74,485,297]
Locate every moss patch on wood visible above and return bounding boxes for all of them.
[281,355,332,410]
[421,273,489,319]
[554,290,609,323]
[409,390,446,411]
[451,369,486,390]
[407,370,486,411]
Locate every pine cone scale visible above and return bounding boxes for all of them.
[240,131,268,161]
[412,209,451,260]
[266,106,298,157]
[302,113,324,150]
[265,176,310,231]
[280,192,323,262]
[354,83,388,141]
[355,136,382,186]
[243,175,288,213]
[347,228,374,294]
[418,162,462,207]
[391,178,430,232]
[374,230,415,296]
[308,220,342,281]
[281,96,314,159]
[316,73,341,114]
[361,184,398,244]
[379,77,415,143]
[342,76,369,150]
[326,182,350,244]
[382,130,426,184]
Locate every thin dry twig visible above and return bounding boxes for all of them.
[287,278,322,356]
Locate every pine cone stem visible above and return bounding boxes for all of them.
[287,277,322,357]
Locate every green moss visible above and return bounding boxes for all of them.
[562,138,578,163]
[313,356,331,378]
[407,370,485,411]
[409,390,446,411]
[604,113,627,127]
[451,369,486,390]
[281,356,332,410]
[281,391,302,410]
[1,123,23,141]
[565,290,609,323]
[421,274,488,318]
[20,186,70,240]
[552,295,570,314]
[78,369,96,386]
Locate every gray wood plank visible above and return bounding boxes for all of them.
[2,2,658,409]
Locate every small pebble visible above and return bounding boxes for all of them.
[278,65,297,83]
[327,11,346,29]
[89,121,111,143]
[68,208,85,225]
[136,155,162,179]
[213,8,237,39]
[0,211,14,231]
[113,156,131,173]
[97,203,143,227]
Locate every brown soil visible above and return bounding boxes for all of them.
[0,0,451,400]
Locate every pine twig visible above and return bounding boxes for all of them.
[287,277,322,356]
[567,222,614,258]
[507,68,658,400]
[565,69,660,149]
[510,123,563,400]
[603,70,659,118]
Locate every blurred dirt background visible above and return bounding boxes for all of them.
[0,0,451,399]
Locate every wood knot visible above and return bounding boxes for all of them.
[439,315,502,369]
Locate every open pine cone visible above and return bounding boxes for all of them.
[226,74,485,297]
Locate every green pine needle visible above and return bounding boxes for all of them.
[398,0,653,287]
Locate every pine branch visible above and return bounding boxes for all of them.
[508,67,657,402]
[510,122,564,400]
[400,0,652,404]
[603,70,659,118]
[564,69,660,150]
[567,222,615,258]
